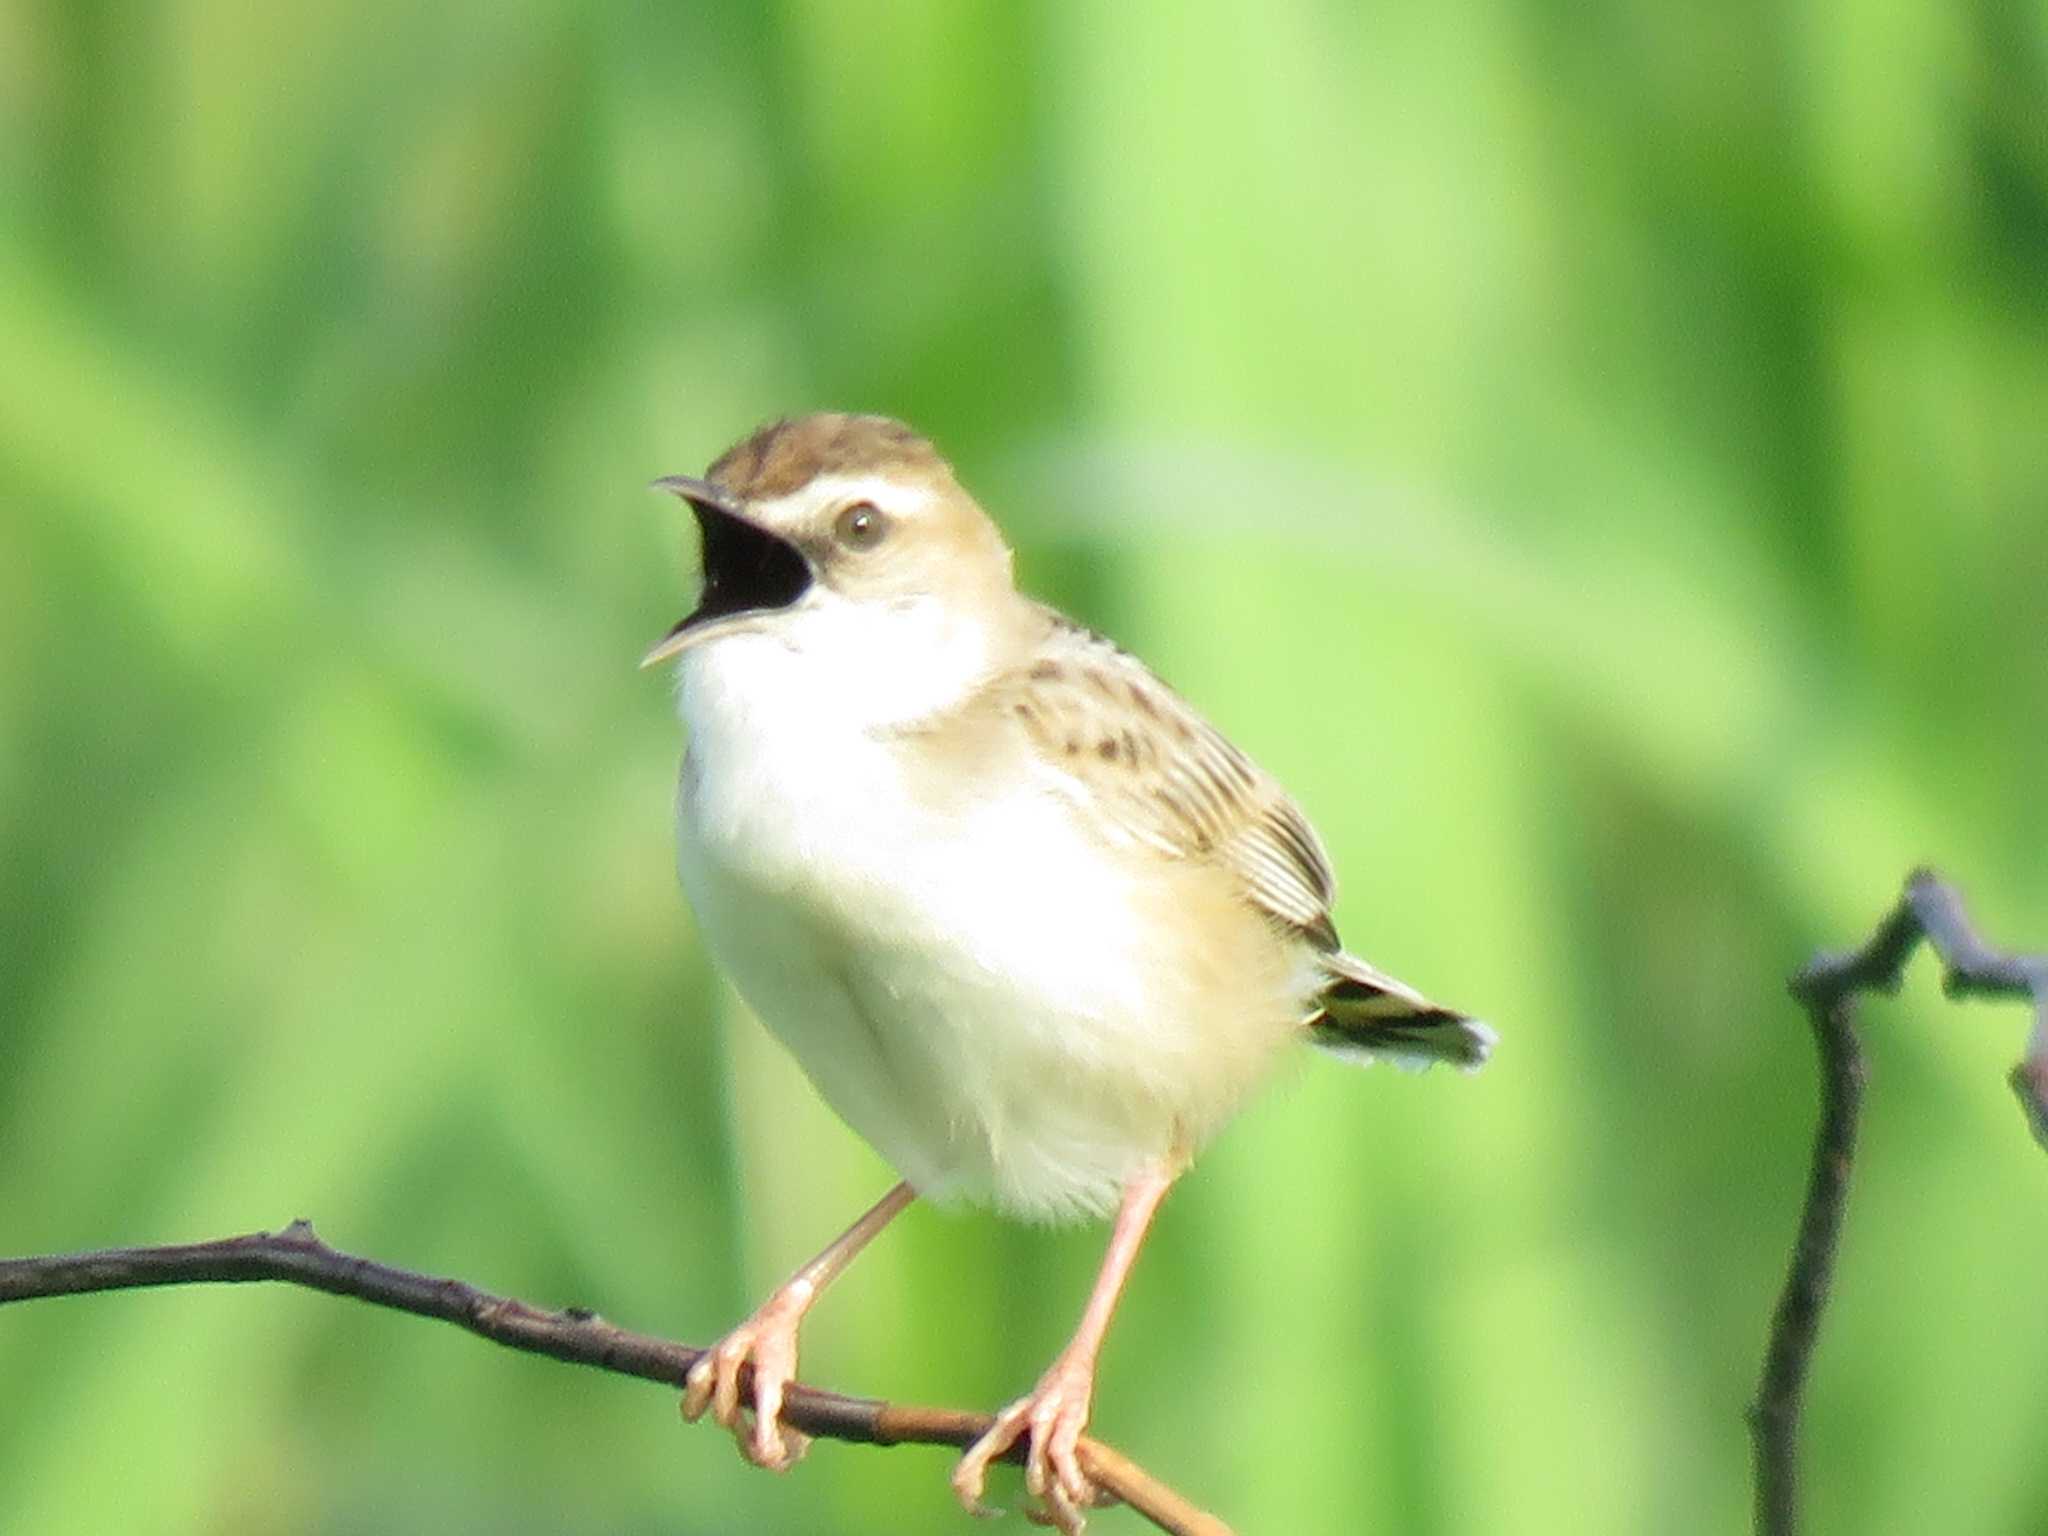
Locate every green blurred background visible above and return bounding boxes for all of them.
[4,2,2045,1532]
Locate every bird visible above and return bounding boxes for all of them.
[645,413,1491,1532]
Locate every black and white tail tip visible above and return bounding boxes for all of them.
[1309,957,1496,1074]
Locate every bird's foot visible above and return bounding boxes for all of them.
[952,1352,1102,1534]
[680,1281,815,1471]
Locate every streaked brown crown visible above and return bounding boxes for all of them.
[707,413,954,502]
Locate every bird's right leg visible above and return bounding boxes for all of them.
[683,1179,916,1469]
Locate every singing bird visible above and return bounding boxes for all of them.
[646,414,1490,1531]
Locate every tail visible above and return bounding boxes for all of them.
[1308,950,1495,1074]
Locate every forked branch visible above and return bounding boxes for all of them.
[1752,868,2048,1536]
[0,1221,1231,1536]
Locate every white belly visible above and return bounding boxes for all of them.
[672,634,1311,1220]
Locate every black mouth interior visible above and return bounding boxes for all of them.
[681,503,812,630]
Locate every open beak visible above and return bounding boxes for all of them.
[642,476,813,668]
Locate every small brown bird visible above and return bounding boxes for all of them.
[646,414,1490,1531]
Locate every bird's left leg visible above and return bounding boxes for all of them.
[684,1180,916,1469]
[952,1160,1181,1535]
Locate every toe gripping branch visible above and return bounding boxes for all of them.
[0,1219,1235,1536]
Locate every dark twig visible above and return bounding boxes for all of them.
[0,1221,1232,1536]
[1751,868,2048,1536]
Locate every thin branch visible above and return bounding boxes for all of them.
[0,1220,1233,1536]
[1751,867,2048,1536]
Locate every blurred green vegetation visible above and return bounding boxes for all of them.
[3,2,2046,1533]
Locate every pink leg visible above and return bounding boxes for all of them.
[683,1180,916,1469]
[952,1162,1180,1534]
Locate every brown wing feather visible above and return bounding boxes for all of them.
[989,612,1341,949]
[972,611,1491,1069]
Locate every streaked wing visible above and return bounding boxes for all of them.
[987,612,1341,949]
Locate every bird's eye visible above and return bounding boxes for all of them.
[833,502,890,550]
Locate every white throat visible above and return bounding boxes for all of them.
[676,585,1002,740]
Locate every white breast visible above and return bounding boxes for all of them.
[671,620,1313,1220]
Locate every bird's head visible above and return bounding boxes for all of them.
[644,414,1018,673]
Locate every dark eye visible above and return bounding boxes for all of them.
[833,502,889,549]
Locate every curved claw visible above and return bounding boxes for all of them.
[952,1356,1101,1535]
[951,1397,1031,1519]
[679,1289,811,1472]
